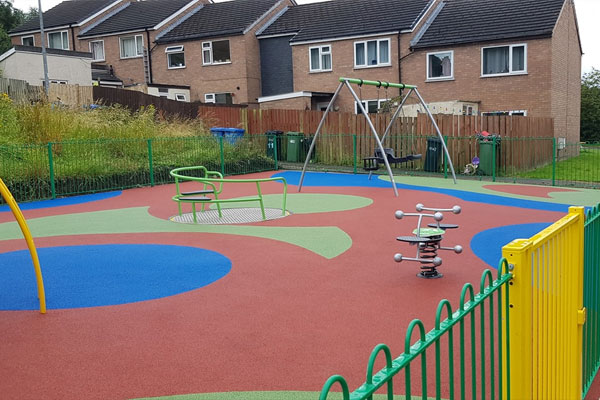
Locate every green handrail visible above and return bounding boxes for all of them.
[320,261,512,400]
[170,166,288,221]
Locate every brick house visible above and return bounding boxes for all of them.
[256,0,581,141]
[152,0,294,106]
[8,0,123,51]
[77,0,203,88]
[256,0,435,112]
[404,0,581,143]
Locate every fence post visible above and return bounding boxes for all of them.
[353,134,357,174]
[47,142,56,199]
[552,138,556,186]
[147,139,154,186]
[273,134,279,170]
[492,137,497,182]
[219,136,225,175]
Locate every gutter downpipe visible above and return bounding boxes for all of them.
[146,28,153,83]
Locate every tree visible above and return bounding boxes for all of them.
[0,0,24,54]
[581,68,600,143]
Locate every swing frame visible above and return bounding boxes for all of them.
[298,77,457,197]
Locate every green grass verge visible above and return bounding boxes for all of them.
[515,146,600,183]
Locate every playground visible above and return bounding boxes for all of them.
[1,170,599,399]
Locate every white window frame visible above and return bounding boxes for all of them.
[202,40,231,66]
[49,79,68,84]
[175,93,187,102]
[353,38,391,68]
[426,50,454,81]
[354,98,389,114]
[89,40,105,62]
[205,92,233,104]
[205,93,215,103]
[309,44,332,73]
[119,34,144,59]
[165,45,185,69]
[47,30,69,50]
[481,43,527,77]
[21,35,34,46]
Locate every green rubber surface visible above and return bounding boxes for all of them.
[219,193,373,214]
[378,175,599,206]
[0,207,352,259]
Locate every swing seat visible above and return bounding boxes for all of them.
[373,148,422,167]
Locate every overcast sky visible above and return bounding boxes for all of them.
[12,0,599,74]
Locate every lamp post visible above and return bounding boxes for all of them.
[37,0,50,95]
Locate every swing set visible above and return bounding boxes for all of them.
[298,77,457,196]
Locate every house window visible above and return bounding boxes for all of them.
[427,51,453,80]
[355,99,388,114]
[309,45,332,72]
[89,40,105,61]
[175,93,187,102]
[166,45,185,69]
[482,44,526,76]
[354,38,390,68]
[120,34,143,59]
[48,31,68,50]
[202,40,231,65]
[49,79,68,84]
[205,93,233,105]
[21,36,34,46]
[158,88,169,98]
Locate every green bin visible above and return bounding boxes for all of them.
[286,132,303,162]
[478,140,500,175]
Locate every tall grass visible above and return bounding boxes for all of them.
[0,97,211,145]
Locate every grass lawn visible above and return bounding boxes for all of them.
[516,145,600,183]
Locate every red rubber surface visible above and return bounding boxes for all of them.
[1,173,598,400]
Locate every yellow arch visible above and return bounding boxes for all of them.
[0,178,46,314]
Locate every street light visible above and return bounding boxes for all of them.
[37,0,50,95]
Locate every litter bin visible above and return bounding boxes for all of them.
[210,127,245,145]
[424,136,442,172]
[478,139,500,175]
[301,135,316,161]
[286,132,303,162]
[266,130,284,160]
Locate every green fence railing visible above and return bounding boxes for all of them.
[0,135,276,203]
[583,203,600,398]
[320,261,512,400]
[2,134,598,204]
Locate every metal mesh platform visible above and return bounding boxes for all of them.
[170,208,289,225]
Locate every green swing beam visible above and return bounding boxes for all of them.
[339,77,417,90]
[298,77,457,197]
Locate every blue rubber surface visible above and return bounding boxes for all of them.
[274,171,572,212]
[0,244,231,310]
[0,191,122,212]
[470,222,552,268]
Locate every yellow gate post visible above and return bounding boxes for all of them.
[0,178,46,314]
[502,207,585,399]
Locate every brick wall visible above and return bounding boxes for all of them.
[152,0,293,104]
[551,0,582,143]
[401,39,553,121]
[291,34,402,113]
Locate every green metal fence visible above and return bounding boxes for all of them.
[290,134,600,188]
[0,135,276,203]
[583,203,600,398]
[320,261,512,400]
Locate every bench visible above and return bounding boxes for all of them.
[170,166,287,223]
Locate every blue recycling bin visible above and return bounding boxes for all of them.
[210,127,245,145]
